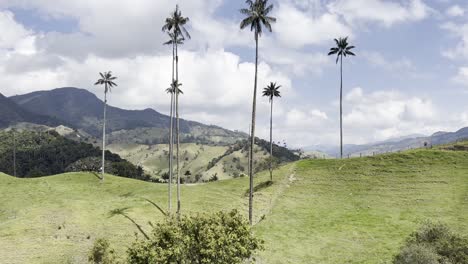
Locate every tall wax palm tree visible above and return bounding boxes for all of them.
[262,82,281,182]
[12,128,16,177]
[94,71,117,182]
[163,32,183,213]
[162,4,190,219]
[240,0,276,225]
[328,37,355,159]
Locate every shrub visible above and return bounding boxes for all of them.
[394,244,439,264]
[127,210,263,264]
[394,222,468,264]
[88,238,117,264]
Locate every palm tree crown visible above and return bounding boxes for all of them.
[163,32,184,46]
[328,37,355,63]
[94,71,118,93]
[162,5,191,40]
[240,0,276,36]
[166,80,183,95]
[262,82,281,101]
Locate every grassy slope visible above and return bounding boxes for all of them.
[255,149,468,263]
[108,143,270,181]
[0,148,467,263]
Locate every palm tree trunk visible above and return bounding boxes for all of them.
[269,98,273,182]
[168,42,175,213]
[175,42,181,219]
[13,130,16,177]
[248,32,259,225]
[340,55,343,159]
[102,87,107,182]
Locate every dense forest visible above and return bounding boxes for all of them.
[0,130,148,180]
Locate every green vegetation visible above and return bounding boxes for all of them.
[127,210,263,264]
[0,146,467,263]
[394,222,468,264]
[108,139,299,182]
[0,130,145,180]
[88,238,118,264]
[254,148,468,263]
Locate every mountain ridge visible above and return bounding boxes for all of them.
[9,87,247,145]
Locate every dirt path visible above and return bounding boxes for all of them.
[254,164,297,225]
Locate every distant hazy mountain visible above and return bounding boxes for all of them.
[306,128,468,157]
[0,92,62,128]
[10,87,246,145]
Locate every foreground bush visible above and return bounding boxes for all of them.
[127,210,263,264]
[88,238,118,264]
[394,222,468,264]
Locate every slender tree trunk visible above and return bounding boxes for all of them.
[175,42,181,219]
[269,98,273,182]
[102,87,107,182]
[248,33,259,225]
[168,42,175,213]
[340,55,343,159]
[13,130,16,177]
[247,124,250,178]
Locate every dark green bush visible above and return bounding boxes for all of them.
[394,222,468,264]
[127,210,263,264]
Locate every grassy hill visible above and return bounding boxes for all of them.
[108,139,298,181]
[0,146,467,263]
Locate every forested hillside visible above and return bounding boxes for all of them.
[0,130,146,180]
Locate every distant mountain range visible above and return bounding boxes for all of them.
[0,93,62,128]
[0,87,299,181]
[307,128,468,157]
[8,87,246,145]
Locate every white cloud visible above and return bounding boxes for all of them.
[0,11,35,53]
[441,22,468,59]
[446,5,464,17]
[328,0,431,27]
[342,87,444,143]
[274,2,352,48]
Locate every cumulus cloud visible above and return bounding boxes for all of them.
[328,0,431,27]
[0,11,35,52]
[274,2,352,48]
[446,5,464,17]
[342,87,447,143]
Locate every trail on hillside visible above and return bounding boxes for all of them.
[254,164,297,225]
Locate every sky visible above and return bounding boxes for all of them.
[1,0,468,148]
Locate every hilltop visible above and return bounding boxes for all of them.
[0,144,466,263]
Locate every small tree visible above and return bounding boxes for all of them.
[127,210,263,264]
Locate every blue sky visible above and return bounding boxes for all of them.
[1,0,468,147]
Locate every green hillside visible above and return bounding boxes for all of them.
[0,147,467,263]
[108,139,298,182]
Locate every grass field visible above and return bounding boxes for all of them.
[0,147,467,263]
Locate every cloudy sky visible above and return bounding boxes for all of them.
[1,0,468,148]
